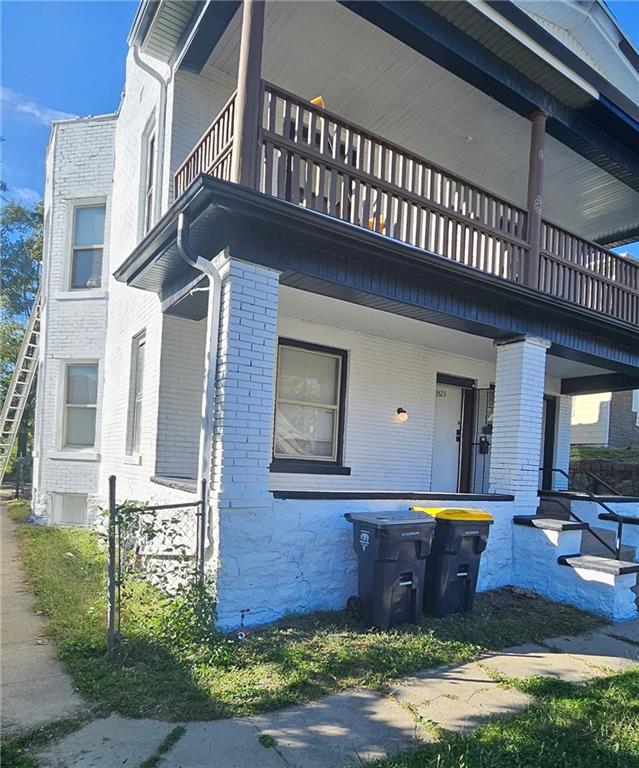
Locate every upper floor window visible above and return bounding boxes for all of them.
[126,332,146,454]
[273,339,347,466]
[70,204,105,289]
[63,363,98,448]
[143,132,156,234]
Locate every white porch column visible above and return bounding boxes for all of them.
[211,258,280,509]
[553,395,572,490]
[489,336,551,506]
[209,257,280,629]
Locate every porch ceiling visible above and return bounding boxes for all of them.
[194,0,639,245]
[278,286,611,382]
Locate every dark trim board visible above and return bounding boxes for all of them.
[561,373,639,395]
[272,490,515,501]
[436,373,475,389]
[116,178,639,376]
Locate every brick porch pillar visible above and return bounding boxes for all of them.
[489,336,551,507]
[209,257,280,628]
[211,258,280,509]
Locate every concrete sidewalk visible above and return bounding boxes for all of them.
[0,498,84,733]
[34,621,638,768]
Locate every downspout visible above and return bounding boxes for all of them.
[176,212,223,558]
[132,46,168,221]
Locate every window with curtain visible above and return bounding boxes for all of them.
[273,341,346,462]
[126,332,146,454]
[70,204,105,289]
[63,363,98,448]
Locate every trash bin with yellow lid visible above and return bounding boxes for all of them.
[409,507,494,617]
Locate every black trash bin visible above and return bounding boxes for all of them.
[410,507,494,617]
[345,511,435,628]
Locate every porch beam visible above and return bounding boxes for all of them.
[525,109,548,289]
[561,373,639,396]
[231,0,265,188]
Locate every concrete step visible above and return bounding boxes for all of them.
[580,526,637,562]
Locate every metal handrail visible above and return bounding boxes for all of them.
[541,467,629,559]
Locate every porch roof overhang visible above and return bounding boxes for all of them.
[114,175,639,385]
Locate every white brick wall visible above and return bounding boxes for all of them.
[32,115,116,520]
[155,315,207,479]
[554,395,573,490]
[489,337,551,507]
[211,258,281,510]
[272,314,497,492]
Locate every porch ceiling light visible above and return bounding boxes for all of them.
[396,407,408,423]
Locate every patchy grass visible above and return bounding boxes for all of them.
[6,498,31,523]
[0,714,90,768]
[571,446,639,464]
[370,671,639,768]
[13,519,603,722]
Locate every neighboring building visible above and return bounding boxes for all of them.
[33,0,639,625]
[572,390,639,447]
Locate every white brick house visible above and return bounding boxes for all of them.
[34,0,639,626]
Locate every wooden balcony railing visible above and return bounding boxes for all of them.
[540,222,639,326]
[174,91,236,198]
[174,80,639,326]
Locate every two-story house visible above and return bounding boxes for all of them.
[33,0,639,627]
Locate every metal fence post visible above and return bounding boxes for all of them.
[107,475,117,657]
[198,478,207,583]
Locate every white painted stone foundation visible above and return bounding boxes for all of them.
[215,498,516,629]
[513,524,639,622]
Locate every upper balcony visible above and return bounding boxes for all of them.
[174,80,639,327]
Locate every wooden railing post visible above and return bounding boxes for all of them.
[231,0,265,188]
[525,109,549,289]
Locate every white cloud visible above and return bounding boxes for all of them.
[11,187,41,205]
[1,86,76,127]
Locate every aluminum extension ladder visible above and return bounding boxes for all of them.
[0,291,42,485]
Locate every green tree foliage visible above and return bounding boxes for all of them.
[1,198,43,476]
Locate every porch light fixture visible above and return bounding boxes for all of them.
[396,407,408,423]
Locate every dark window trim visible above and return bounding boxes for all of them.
[272,337,348,472]
[436,373,476,389]
[270,459,351,475]
[541,395,557,492]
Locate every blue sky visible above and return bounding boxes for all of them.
[1,0,638,256]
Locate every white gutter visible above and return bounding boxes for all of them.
[176,212,223,558]
[132,46,169,222]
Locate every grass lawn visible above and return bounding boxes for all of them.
[371,671,639,768]
[8,501,604,722]
[571,446,639,463]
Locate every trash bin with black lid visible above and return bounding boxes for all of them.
[344,511,436,628]
[410,508,494,617]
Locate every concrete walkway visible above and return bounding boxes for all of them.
[0,498,84,733]
[33,622,638,768]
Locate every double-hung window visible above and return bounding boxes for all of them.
[126,332,146,455]
[272,339,348,471]
[63,364,98,448]
[70,204,105,289]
